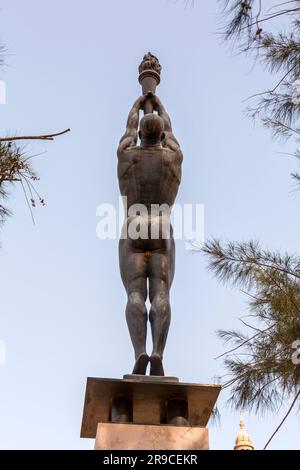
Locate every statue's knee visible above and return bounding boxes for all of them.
[128,291,144,304]
[127,292,146,314]
[154,291,169,305]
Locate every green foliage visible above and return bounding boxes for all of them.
[220,0,300,182]
[220,0,255,41]
[203,239,300,421]
[0,142,43,227]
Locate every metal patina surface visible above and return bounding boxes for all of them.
[117,54,183,376]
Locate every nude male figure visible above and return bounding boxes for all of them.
[117,93,183,376]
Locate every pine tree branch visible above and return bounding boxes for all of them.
[245,62,299,102]
[202,239,300,281]
[215,323,276,359]
[240,7,300,32]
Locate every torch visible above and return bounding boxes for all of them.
[138,52,161,114]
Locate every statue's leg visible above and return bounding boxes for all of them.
[148,238,175,376]
[119,239,149,375]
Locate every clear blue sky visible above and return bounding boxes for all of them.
[0,0,299,450]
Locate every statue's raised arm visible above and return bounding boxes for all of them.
[118,95,146,154]
[153,95,181,152]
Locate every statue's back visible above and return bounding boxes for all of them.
[118,146,182,211]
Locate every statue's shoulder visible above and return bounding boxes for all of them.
[117,145,140,159]
[162,146,183,162]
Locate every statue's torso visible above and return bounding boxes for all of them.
[118,146,182,211]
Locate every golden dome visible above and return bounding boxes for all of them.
[234,414,254,450]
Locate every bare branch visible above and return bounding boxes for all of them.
[0,128,71,142]
[263,389,300,449]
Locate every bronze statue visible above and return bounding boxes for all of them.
[117,55,183,376]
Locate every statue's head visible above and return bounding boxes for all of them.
[139,114,165,146]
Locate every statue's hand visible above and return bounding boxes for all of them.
[134,94,147,110]
[151,94,162,111]
[140,91,153,103]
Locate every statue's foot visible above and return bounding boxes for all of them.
[132,353,149,375]
[150,354,165,376]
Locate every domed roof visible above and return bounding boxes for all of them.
[234,414,254,450]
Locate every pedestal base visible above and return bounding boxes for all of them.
[81,376,221,450]
[81,377,221,438]
[94,423,209,450]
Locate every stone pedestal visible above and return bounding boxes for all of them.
[94,423,209,450]
[81,376,221,450]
